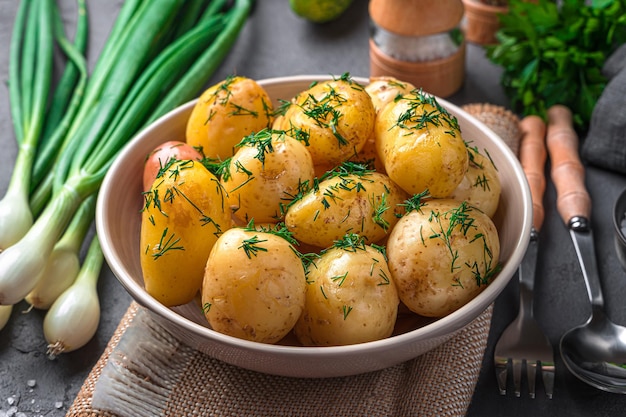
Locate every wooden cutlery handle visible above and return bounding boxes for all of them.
[519,115,547,231]
[546,105,592,224]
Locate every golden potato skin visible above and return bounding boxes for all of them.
[375,90,468,198]
[140,160,231,307]
[365,76,415,114]
[202,228,306,344]
[353,77,416,173]
[285,169,409,248]
[186,76,273,160]
[294,238,399,346]
[279,75,375,167]
[451,145,501,218]
[386,199,500,318]
[222,130,315,223]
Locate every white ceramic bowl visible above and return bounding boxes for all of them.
[96,75,531,378]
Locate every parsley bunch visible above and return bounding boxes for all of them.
[486,0,626,130]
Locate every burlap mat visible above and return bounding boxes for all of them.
[66,301,493,417]
[66,103,518,417]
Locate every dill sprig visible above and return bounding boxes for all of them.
[202,156,230,179]
[324,233,368,255]
[424,201,499,285]
[242,220,319,272]
[238,234,268,258]
[209,75,236,106]
[393,88,461,137]
[274,98,292,117]
[150,227,184,260]
[398,190,430,216]
[293,74,364,148]
[279,178,313,216]
[243,219,297,245]
[320,160,373,181]
[237,129,274,163]
[371,191,391,231]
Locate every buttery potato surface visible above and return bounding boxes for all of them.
[202,227,306,344]
[140,160,231,307]
[365,76,416,114]
[278,74,375,167]
[186,76,273,161]
[294,235,399,346]
[222,129,315,223]
[375,90,468,198]
[284,165,409,248]
[451,145,501,218]
[386,198,500,318]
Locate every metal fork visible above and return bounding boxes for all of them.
[493,115,555,399]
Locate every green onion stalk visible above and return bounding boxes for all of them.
[43,232,103,357]
[0,0,253,306]
[0,0,54,250]
[25,195,96,310]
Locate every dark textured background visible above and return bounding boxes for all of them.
[1,1,626,415]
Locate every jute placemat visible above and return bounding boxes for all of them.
[66,103,518,417]
[66,301,493,417]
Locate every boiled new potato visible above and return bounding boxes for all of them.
[202,226,306,344]
[375,89,468,198]
[386,198,500,318]
[354,77,417,173]
[222,129,315,223]
[294,234,399,346]
[140,160,231,306]
[365,76,415,114]
[450,145,501,218]
[186,76,273,160]
[142,140,203,191]
[284,164,409,248]
[277,74,375,167]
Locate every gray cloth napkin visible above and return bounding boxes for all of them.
[582,44,626,173]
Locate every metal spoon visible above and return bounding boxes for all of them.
[546,105,626,393]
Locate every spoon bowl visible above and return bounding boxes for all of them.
[546,105,626,393]
[560,309,626,393]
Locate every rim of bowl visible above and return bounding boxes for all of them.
[96,74,532,357]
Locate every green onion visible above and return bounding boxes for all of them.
[25,195,96,310]
[43,233,103,358]
[0,0,253,306]
[29,0,88,214]
[0,0,54,250]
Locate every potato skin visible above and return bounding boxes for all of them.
[294,240,399,346]
[365,76,415,114]
[386,199,500,318]
[186,76,273,160]
[202,228,306,344]
[143,140,202,191]
[140,160,231,307]
[285,170,409,248]
[450,145,501,218]
[278,76,375,167]
[222,130,315,223]
[375,90,468,198]
[352,77,417,173]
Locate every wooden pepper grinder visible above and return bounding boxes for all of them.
[369,0,466,98]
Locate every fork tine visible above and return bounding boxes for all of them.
[541,361,555,399]
[512,359,523,397]
[495,356,509,395]
[526,360,537,399]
